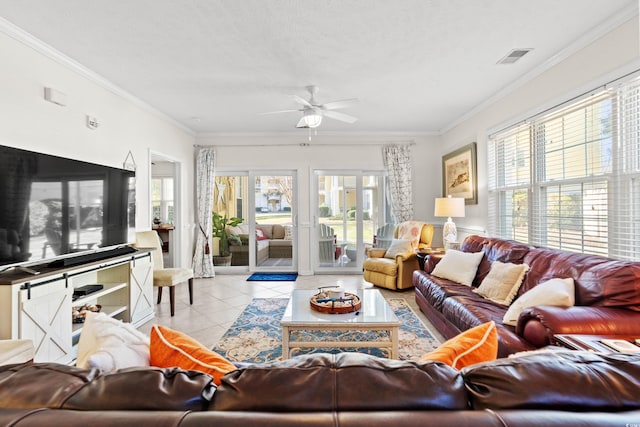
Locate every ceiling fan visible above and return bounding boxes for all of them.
[261,85,358,128]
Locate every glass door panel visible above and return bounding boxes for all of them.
[315,172,389,273]
[253,173,295,270]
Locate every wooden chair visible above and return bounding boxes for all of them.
[318,224,336,264]
[373,223,396,249]
[135,231,193,316]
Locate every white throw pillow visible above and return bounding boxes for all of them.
[473,261,529,305]
[502,278,575,326]
[384,239,413,259]
[431,250,484,286]
[76,312,150,372]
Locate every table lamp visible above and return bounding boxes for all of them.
[434,195,465,249]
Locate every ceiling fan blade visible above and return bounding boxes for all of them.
[258,109,299,115]
[322,110,358,124]
[320,98,359,110]
[291,95,313,108]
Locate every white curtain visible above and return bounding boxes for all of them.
[382,144,413,223]
[192,146,215,277]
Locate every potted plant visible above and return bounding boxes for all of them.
[212,212,243,266]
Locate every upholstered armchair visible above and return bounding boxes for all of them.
[363,221,434,290]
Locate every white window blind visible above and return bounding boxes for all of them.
[488,74,640,260]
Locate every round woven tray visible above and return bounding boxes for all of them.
[309,292,361,314]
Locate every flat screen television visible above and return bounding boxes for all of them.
[0,144,136,269]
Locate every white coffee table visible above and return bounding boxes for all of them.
[280,289,401,359]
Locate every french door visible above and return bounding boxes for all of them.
[314,171,390,273]
[213,171,297,272]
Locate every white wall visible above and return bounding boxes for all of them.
[196,133,442,274]
[0,29,196,268]
[439,15,640,234]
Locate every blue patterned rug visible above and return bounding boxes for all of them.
[212,298,441,363]
[246,272,298,281]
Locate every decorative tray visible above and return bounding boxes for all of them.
[310,291,361,314]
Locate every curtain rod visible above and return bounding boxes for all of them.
[194,141,416,148]
[489,67,640,138]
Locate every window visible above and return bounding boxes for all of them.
[489,75,640,260]
[151,177,174,224]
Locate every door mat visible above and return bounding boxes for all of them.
[212,298,441,363]
[246,272,298,281]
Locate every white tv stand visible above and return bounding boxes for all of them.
[0,249,154,364]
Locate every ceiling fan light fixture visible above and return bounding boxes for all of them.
[302,109,323,128]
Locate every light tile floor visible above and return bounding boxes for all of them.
[138,275,445,348]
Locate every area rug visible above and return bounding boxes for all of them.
[212,298,441,363]
[246,272,298,281]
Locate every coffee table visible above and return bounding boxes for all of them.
[280,289,401,359]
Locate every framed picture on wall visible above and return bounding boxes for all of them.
[442,142,477,205]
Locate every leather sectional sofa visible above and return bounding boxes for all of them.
[1,351,640,426]
[414,235,640,357]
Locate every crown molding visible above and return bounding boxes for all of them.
[0,16,195,136]
[440,2,639,135]
[195,130,439,138]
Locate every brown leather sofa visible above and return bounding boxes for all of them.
[1,351,640,426]
[414,235,640,357]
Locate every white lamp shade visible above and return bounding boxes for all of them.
[434,197,465,218]
[303,110,323,128]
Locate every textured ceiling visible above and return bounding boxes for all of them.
[0,0,636,135]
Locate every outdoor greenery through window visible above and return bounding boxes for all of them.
[488,74,640,261]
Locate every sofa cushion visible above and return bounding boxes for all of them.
[272,224,286,239]
[420,321,498,369]
[150,325,236,385]
[256,224,273,239]
[0,363,215,411]
[463,351,640,411]
[503,278,574,326]
[76,312,149,372]
[473,262,529,305]
[384,239,412,259]
[212,352,467,412]
[432,250,484,286]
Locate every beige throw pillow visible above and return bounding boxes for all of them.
[384,239,413,259]
[431,250,484,286]
[502,278,575,326]
[474,261,529,305]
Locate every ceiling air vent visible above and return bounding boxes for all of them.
[497,48,533,65]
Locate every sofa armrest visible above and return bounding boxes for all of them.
[516,306,640,348]
[423,254,444,274]
[366,248,387,258]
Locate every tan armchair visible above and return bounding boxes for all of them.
[363,222,434,290]
[135,230,193,316]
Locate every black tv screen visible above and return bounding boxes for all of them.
[0,144,135,268]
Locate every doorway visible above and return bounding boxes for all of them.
[213,171,297,272]
[314,171,390,273]
[150,151,181,268]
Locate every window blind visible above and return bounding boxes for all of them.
[488,74,640,261]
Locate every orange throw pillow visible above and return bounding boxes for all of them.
[419,321,498,369]
[150,325,236,385]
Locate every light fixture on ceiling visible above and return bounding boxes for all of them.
[302,109,323,128]
[434,195,465,249]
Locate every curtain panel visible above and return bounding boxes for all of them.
[382,144,414,222]
[192,146,215,277]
